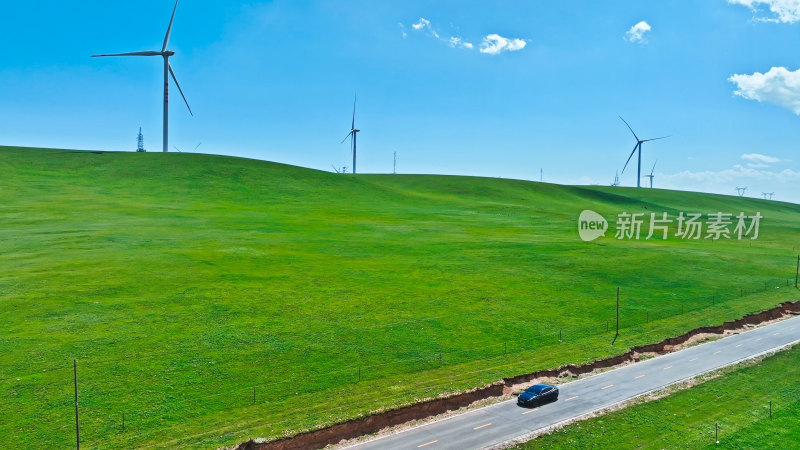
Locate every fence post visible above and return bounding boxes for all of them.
[613,287,620,345]
[438,353,443,367]
[770,401,772,419]
[716,423,719,444]
[74,359,80,450]
[358,367,361,382]
[504,342,507,355]
[795,255,799,288]
[559,329,562,342]
[122,412,125,432]
[253,386,256,404]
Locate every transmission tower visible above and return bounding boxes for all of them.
[137,128,146,152]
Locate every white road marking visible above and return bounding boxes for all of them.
[690,358,699,362]
[418,440,438,448]
[602,385,614,390]
[635,374,646,379]
[474,423,492,430]
[663,365,673,370]
[565,396,578,402]
[522,408,539,415]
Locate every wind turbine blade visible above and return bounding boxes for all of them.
[173,146,182,152]
[643,136,670,142]
[351,94,357,130]
[163,0,179,52]
[340,131,353,144]
[92,51,161,57]
[194,143,202,151]
[619,116,640,141]
[169,63,193,116]
[622,143,638,173]
[650,160,658,176]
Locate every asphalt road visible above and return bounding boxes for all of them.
[348,314,800,450]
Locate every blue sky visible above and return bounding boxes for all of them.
[2,0,799,202]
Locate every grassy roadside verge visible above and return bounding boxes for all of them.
[515,342,800,449]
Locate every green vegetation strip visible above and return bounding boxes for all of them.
[516,343,800,449]
[0,147,798,448]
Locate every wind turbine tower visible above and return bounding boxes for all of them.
[93,0,193,153]
[341,95,361,174]
[619,117,669,188]
[393,152,397,174]
[645,160,657,188]
[137,127,146,152]
[612,170,620,187]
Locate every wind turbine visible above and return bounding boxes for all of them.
[645,160,657,188]
[736,187,748,197]
[619,117,668,188]
[341,95,360,174]
[92,0,193,153]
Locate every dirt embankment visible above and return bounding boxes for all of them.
[236,300,800,450]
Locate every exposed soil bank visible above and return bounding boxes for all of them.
[236,300,800,450]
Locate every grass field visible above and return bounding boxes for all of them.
[0,146,798,448]
[516,343,800,449]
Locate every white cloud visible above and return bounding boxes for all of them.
[479,34,527,55]
[742,153,781,164]
[657,165,800,202]
[449,37,474,49]
[407,19,524,55]
[729,67,800,114]
[412,17,439,38]
[728,0,800,23]
[398,22,408,38]
[625,21,652,43]
[664,165,800,184]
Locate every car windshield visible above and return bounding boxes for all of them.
[526,385,547,394]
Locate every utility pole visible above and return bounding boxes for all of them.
[74,360,80,450]
[795,255,799,288]
[612,287,620,344]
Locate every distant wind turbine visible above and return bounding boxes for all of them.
[736,187,748,197]
[619,117,669,188]
[611,170,620,187]
[92,0,193,153]
[341,95,361,174]
[645,160,657,188]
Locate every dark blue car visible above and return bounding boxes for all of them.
[517,384,559,407]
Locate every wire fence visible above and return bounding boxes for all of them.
[1,276,797,448]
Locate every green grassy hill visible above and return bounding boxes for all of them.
[1,146,798,448]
